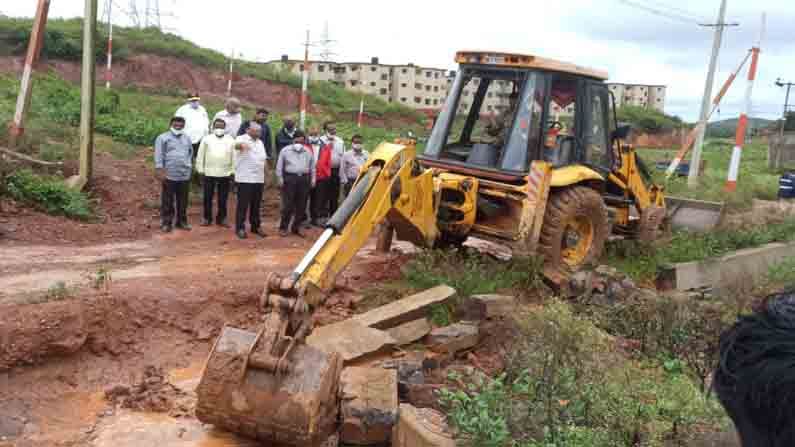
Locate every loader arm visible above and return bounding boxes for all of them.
[265,141,439,308]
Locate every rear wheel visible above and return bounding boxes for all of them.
[539,186,609,282]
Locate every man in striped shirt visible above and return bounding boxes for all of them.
[233,122,269,239]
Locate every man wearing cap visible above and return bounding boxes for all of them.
[234,122,269,239]
[238,108,274,160]
[276,131,316,237]
[154,116,194,233]
[175,92,209,168]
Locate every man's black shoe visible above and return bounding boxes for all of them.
[216,218,230,228]
[200,219,212,227]
[175,223,192,231]
[237,230,247,239]
[161,224,172,233]
[292,229,305,238]
[253,228,267,238]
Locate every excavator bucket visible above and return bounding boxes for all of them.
[665,196,726,232]
[195,284,343,446]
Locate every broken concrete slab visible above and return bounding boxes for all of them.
[663,241,795,292]
[393,404,456,447]
[464,294,516,320]
[340,366,399,445]
[386,319,432,346]
[353,285,455,330]
[307,320,397,364]
[426,322,479,354]
[665,197,725,232]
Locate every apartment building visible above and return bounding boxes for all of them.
[608,83,667,112]
[265,56,448,110]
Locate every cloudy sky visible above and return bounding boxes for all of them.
[2,0,792,122]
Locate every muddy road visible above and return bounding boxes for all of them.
[0,220,410,447]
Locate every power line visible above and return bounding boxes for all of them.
[617,0,702,24]
[637,0,711,23]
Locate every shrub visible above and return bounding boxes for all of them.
[617,105,683,134]
[4,170,92,219]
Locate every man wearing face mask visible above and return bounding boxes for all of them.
[276,131,316,237]
[238,108,274,160]
[196,119,235,227]
[174,93,209,163]
[214,97,243,136]
[340,134,369,197]
[320,122,345,216]
[275,118,297,159]
[154,117,194,233]
[308,127,332,227]
[234,122,269,239]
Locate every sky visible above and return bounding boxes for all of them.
[2,0,792,122]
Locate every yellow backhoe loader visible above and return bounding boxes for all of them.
[195,51,667,445]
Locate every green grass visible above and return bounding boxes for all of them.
[4,169,93,219]
[0,16,423,122]
[617,105,686,133]
[605,219,795,281]
[640,139,783,210]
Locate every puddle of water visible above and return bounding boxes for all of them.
[91,411,257,447]
[167,361,206,394]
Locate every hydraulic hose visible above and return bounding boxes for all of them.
[326,166,383,234]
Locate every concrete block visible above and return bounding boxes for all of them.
[340,366,399,445]
[393,404,455,447]
[386,319,432,346]
[426,323,479,354]
[670,241,795,292]
[466,294,516,319]
[353,285,456,330]
[307,320,396,364]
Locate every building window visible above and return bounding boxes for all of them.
[401,83,407,88]
[415,69,422,75]
[370,82,376,87]
[401,97,407,102]
[370,66,377,72]
[425,98,431,105]
[380,88,388,95]
[425,85,431,91]
[402,68,408,74]
[350,65,360,71]
[425,71,432,78]
[318,65,326,72]
[433,86,439,92]
[381,74,388,81]
[434,72,439,79]
[433,99,438,105]
[350,80,358,86]
[415,83,422,89]
[414,97,421,104]
[299,64,305,71]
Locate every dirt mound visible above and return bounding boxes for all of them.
[105,366,192,417]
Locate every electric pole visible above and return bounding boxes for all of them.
[688,0,737,187]
[67,0,98,190]
[104,0,113,89]
[299,30,311,130]
[775,78,793,136]
[8,0,50,148]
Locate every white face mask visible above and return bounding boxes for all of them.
[214,128,226,137]
[308,137,320,144]
[352,143,363,151]
[171,127,184,136]
[189,100,200,109]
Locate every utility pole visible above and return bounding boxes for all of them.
[8,0,50,148]
[775,79,793,136]
[68,0,98,190]
[226,49,235,97]
[299,30,311,130]
[688,0,737,187]
[725,13,764,192]
[104,0,113,89]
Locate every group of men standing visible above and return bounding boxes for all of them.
[155,93,369,239]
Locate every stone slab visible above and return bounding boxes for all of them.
[340,366,399,445]
[307,320,396,364]
[386,319,432,346]
[669,241,795,292]
[392,404,455,447]
[426,322,479,354]
[353,285,456,330]
[466,294,516,320]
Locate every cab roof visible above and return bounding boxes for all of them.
[455,51,609,81]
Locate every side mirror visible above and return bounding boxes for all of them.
[611,124,632,141]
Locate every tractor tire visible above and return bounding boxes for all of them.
[539,186,609,284]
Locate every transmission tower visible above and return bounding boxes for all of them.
[317,21,337,61]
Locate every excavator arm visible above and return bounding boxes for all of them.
[264,140,439,309]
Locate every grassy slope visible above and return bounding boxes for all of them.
[0,16,424,120]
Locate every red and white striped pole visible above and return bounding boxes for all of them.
[299,30,310,130]
[357,95,364,128]
[9,0,50,147]
[725,14,765,193]
[226,50,234,97]
[104,0,113,89]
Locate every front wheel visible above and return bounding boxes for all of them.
[539,186,609,283]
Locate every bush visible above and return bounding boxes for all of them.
[617,105,683,134]
[4,170,93,219]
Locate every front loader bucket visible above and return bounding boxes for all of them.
[195,325,342,446]
[665,196,725,232]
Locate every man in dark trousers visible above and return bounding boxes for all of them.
[275,118,297,159]
[196,119,235,227]
[233,122,269,239]
[320,122,345,217]
[238,108,274,160]
[154,116,193,233]
[276,131,315,237]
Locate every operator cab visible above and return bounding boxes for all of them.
[421,51,618,180]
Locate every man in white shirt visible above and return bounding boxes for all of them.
[196,119,235,227]
[340,134,369,197]
[233,122,269,239]
[175,93,209,183]
[320,122,345,216]
[214,97,243,137]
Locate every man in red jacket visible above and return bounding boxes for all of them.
[309,128,333,227]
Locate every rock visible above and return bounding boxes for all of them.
[595,265,619,277]
[422,351,453,370]
[464,294,517,320]
[426,323,479,354]
[386,319,432,346]
[353,285,456,330]
[340,366,399,445]
[307,320,396,364]
[393,404,456,447]
[404,383,444,409]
